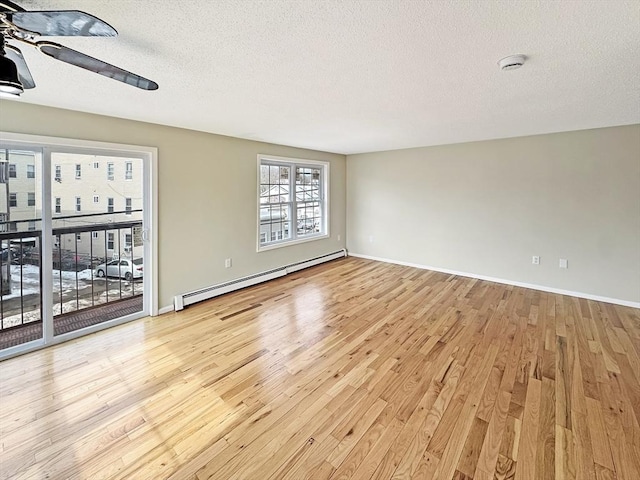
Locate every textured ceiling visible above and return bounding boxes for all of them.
[3,0,640,154]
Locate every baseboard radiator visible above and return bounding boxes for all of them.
[173,249,346,311]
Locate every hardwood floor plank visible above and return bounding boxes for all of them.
[0,257,637,480]
[474,390,511,480]
[514,377,542,480]
[534,377,556,480]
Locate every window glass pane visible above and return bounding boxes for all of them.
[297,201,321,236]
[259,204,291,245]
[296,166,321,201]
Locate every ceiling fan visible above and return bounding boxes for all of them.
[0,0,158,97]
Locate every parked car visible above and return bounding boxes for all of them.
[0,247,25,265]
[95,258,143,281]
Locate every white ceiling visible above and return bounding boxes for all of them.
[5,0,640,154]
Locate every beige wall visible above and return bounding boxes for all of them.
[347,125,640,304]
[0,100,347,309]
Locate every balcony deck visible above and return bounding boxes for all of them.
[0,295,143,350]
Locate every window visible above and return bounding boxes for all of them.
[92,231,99,239]
[75,164,81,179]
[9,221,17,232]
[27,164,35,178]
[107,163,114,180]
[8,164,16,178]
[55,197,61,213]
[107,233,114,250]
[54,165,61,182]
[125,198,132,215]
[107,197,114,213]
[75,196,81,212]
[93,195,99,203]
[76,233,82,242]
[94,161,100,169]
[9,193,17,207]
[124,234,132,251]
[258,155,328,250]
[125,162,133,180]
[28,221,36,231]
[27,192,36,206]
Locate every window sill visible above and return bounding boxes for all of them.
[257,233,329,252]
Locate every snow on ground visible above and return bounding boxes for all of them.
[4,265,96,300]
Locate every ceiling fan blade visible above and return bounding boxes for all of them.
[4,44,35,89]
[0,1,25,12]
[11,11,117,37]
[37,41,158,91]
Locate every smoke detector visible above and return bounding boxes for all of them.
[498,54,526,71]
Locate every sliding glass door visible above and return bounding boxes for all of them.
[0,136,155,359]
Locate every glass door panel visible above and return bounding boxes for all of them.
[50,152,144,337]
[0,148,43,351]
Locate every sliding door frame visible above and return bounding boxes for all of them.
[0,131,158,360]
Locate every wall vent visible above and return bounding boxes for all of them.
[173,249,346,311]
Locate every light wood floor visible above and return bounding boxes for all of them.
[1,257,639,480]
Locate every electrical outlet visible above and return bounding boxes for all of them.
[532,256,540,265]
[559,258,568,269]
[225,258,232,268]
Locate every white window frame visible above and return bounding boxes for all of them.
[93,195,99,203]
[257,154,329,252]
[54,197,61,213]
[54,164,61,182]
[107,232,115,250]
[107,197,114,213]
[107,162,114,180]
[27,164,35,178]
[9,192,17,207]
[92,231,99,239]
[75,163,81,179]
[27,192,36,206]
[125,161,133,180]
[75,196,81,212]
[125,197,132,215]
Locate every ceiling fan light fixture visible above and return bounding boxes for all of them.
[0,54,24,96]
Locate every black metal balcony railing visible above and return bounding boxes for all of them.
[0,212,144,343]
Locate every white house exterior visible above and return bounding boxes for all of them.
[1,150,143,261]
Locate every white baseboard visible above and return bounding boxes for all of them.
[348,252,640,309]
[158,305,175,315]
[173,249,347,311]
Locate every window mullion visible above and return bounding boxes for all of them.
[290,164,296,241]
